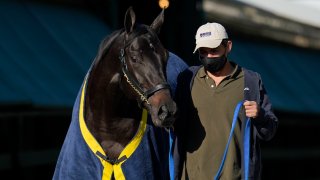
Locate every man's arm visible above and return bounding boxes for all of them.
[252,78,279,141]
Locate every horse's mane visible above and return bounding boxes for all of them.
[92,29,124,66]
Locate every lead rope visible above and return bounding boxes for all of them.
[244,114,251,180]
[214,101,251,180]
[169,128,175,180]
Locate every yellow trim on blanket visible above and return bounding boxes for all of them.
[79,78,148,180]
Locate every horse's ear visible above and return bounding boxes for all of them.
[150,9,164,34]
[124,7,136,34]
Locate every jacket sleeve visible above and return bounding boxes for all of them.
[252,73,279,141]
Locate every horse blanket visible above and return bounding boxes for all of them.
[53,79,170,180]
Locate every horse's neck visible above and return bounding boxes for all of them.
[84,57,142,158]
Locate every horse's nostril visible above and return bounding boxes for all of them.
[158,105,169,121]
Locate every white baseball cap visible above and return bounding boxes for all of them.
[193,22,228,53]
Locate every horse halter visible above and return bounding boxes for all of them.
[119,30,170,106]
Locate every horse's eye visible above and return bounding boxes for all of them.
[149,43,155,51]
[131,55,138,62]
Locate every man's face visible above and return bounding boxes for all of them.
[198,45,226,58]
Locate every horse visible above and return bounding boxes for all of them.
[53,7,177,180]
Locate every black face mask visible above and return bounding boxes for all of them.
[199,55,227,73]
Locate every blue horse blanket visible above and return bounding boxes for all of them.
[53,80,170,180]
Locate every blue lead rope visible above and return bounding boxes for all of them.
[214,101,251,180]
[244,117,251,180]
[169,128,175,180]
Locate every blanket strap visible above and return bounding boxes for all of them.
[96,151,128,165]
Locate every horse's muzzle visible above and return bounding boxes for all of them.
[157,102,177,127]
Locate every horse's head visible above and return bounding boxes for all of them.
[119,7,176,127]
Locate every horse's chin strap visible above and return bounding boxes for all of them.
[119,48,170,108]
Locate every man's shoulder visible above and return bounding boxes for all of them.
[188,65,201,72]
[176,66,201,89]
[242,67,261,79]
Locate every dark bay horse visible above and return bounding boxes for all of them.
[53,7,176,180]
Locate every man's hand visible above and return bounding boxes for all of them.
[243,101,259,118]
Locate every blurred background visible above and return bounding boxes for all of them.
[0,0,319,179]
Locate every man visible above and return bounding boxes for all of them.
[173,23,278,180]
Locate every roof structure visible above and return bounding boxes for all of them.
[202,0,320,49]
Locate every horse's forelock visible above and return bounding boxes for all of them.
[93,25,158,64]
[125,24,160,44]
